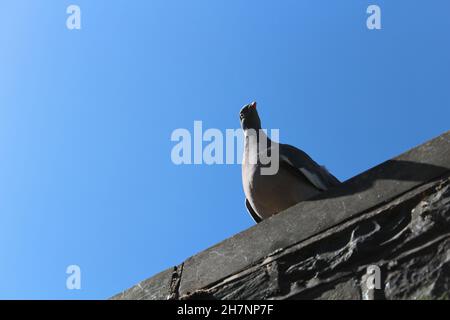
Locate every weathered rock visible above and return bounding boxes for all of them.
[111,131,450,300]
[182,175,450,300]
[110,267,174,300]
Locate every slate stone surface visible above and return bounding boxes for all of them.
[182,174,450,300]
[111,131,450,300]
[110,267,174,300]
[179,131,450,296]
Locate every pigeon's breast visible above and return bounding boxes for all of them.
[242,163,320,220]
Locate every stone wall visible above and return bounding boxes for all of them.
[111,131,450,300]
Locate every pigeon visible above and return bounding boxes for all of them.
[240,102,341,223]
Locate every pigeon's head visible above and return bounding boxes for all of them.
[239,101,261,131]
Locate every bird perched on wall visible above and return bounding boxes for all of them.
[240,101,341,223]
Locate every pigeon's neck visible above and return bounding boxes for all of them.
[244,128,272,149]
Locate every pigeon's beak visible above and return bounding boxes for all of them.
[250,101,257,109]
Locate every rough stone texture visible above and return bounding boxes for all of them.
[182,175,450,300]
[111,131,450,300]
[110,267,174,300]
[178,132,450,296]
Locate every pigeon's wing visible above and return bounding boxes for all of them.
[278,144,341,191]
[245,199,262,223]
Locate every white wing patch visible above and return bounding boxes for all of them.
[299,168,328,191]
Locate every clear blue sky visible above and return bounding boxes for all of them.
[0,0,449,299]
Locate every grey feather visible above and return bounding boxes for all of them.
[239,102,340,223]
[278,144,341,191]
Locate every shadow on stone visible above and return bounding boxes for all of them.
[314,160,450,201]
